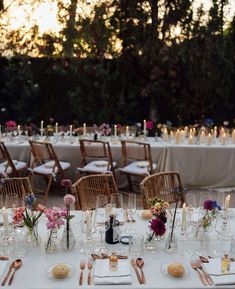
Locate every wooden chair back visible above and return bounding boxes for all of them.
[0,177,33,207]
[29,140,63,172]
[0,142,18,176]
[79,139,115,171]
[72,174,118,210]
[140,171,185,208]
[121,140,154,172]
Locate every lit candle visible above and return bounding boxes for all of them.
[163,128,168,141]
[188,135,193,145]
[2,207,9,229]
[114,124,117,136]
[17,125,20,135]
[184,126,188,135]
[221,133,227,145]
[224,195,230,218]
[182,203,187,230]
[200,131,205,144]
[40,120,44,136]
[126,126,129,136]
[69,125,73,137]
[83,123,86,136]
[232,129,235,144]
[207,133,212,145]
[175,129,180,144]
[55,122,58,134]
[143,119,146,136]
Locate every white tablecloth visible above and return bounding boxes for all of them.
[3,137,235,188]
[1,210,234,289]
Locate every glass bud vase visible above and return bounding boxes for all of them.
[27,225,41,247]
[45,228,58,253]
[144,232,157,251]
[165,228,177,253]
[61,225,76,251]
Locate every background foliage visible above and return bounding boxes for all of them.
[0,0,234,126]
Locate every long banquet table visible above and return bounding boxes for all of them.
[3,136,235,189]
[1,210,234,289]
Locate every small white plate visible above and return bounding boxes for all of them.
[46,263,75,280]
[95,161,108,167]
[160,262,190,279]
[137,161,149,168]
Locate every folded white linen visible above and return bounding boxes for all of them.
[93,259,132,285]
[204,258,235,286]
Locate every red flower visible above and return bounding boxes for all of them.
[149,218,166,236]
[61,179,72,189]
[6,120,16,128]
[146,121,154,130]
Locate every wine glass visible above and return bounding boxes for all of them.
[185,193,197,225]
[122,192,136,232]
[95,195,109,244]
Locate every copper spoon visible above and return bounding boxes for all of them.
[136,258,146,284]
[8,259,22,285]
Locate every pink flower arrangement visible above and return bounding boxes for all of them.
[64,194,76,206]
[61,179,72,189]
[44,207,67,230]
[63,194,75,250]
[146,121,154,130]
[149,218,166,236]
[5,120,16,128]
[99,123,112,136]
[12,207,25,225]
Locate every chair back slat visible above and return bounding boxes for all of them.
[72,174,118,210]
[0,142,18,176]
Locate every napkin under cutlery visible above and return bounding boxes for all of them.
[204,258,235,286]
[93,259,132,285]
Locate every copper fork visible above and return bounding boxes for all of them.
[87,260,93,285]
[191,260,208,286]
[196,260,213,286]
[79,260,85,286]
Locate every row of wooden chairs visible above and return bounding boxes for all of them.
[0,172,185,210]
[0,139,158,202]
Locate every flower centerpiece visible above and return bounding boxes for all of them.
[22,194,46,246]
[146,121,155,136]
[5,120,16,132]
[196,199,221,234]
[44,207,67,253]
[148,197,169,224]
[99,123,112,136]
[60,179,76,250]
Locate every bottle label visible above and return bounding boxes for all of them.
[113,227,119,243]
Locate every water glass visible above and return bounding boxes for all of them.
[12,228,28,257]
[129,233,144,256]
[230,235,235,258]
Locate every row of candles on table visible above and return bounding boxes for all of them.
[181,194,231,230]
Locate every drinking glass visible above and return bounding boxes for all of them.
[95,195,109,243]
[129,233,144,256]
[5,193,18,208]
[185,193,197,224]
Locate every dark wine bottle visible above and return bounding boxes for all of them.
[94,132,98,140]
[105,215,119,244]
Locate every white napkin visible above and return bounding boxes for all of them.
[0,261,9,279]
[204,259,235,286]
[93,259,132,285]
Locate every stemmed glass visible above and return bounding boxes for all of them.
[94,195,110,244]
[122,193,136,233]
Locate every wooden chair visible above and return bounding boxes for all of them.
[72,174,118,210]
[0,142,27,177]
[119,140,157,191]
[28,140,70,202]
[0,177,33,207]
[77,139,116,178]
[140,171,185,209]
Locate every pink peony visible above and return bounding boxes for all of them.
[37,204,46,212]
[61,179,72,188]
[64,194,75,205]
[146,121,154,130]
[149,218,166,236]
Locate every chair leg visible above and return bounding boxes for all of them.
[126,175,133,192]
[43,176,53,204]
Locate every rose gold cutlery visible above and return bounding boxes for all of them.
[136,258,146,284]
[79,260,85,286]
[2,259,22,286]
[196,260,213,286]
[191,260,208,286]
[87,260,93,285]
[0,256,8,261]
[91,253,128,260]
[131,258,143,284]
[8,259,22,285]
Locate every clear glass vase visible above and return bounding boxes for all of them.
[165,227,177,253]
[45,228,58,253]
[61,223,76,251]
[144,232,157,251]
[27,225,41,247]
